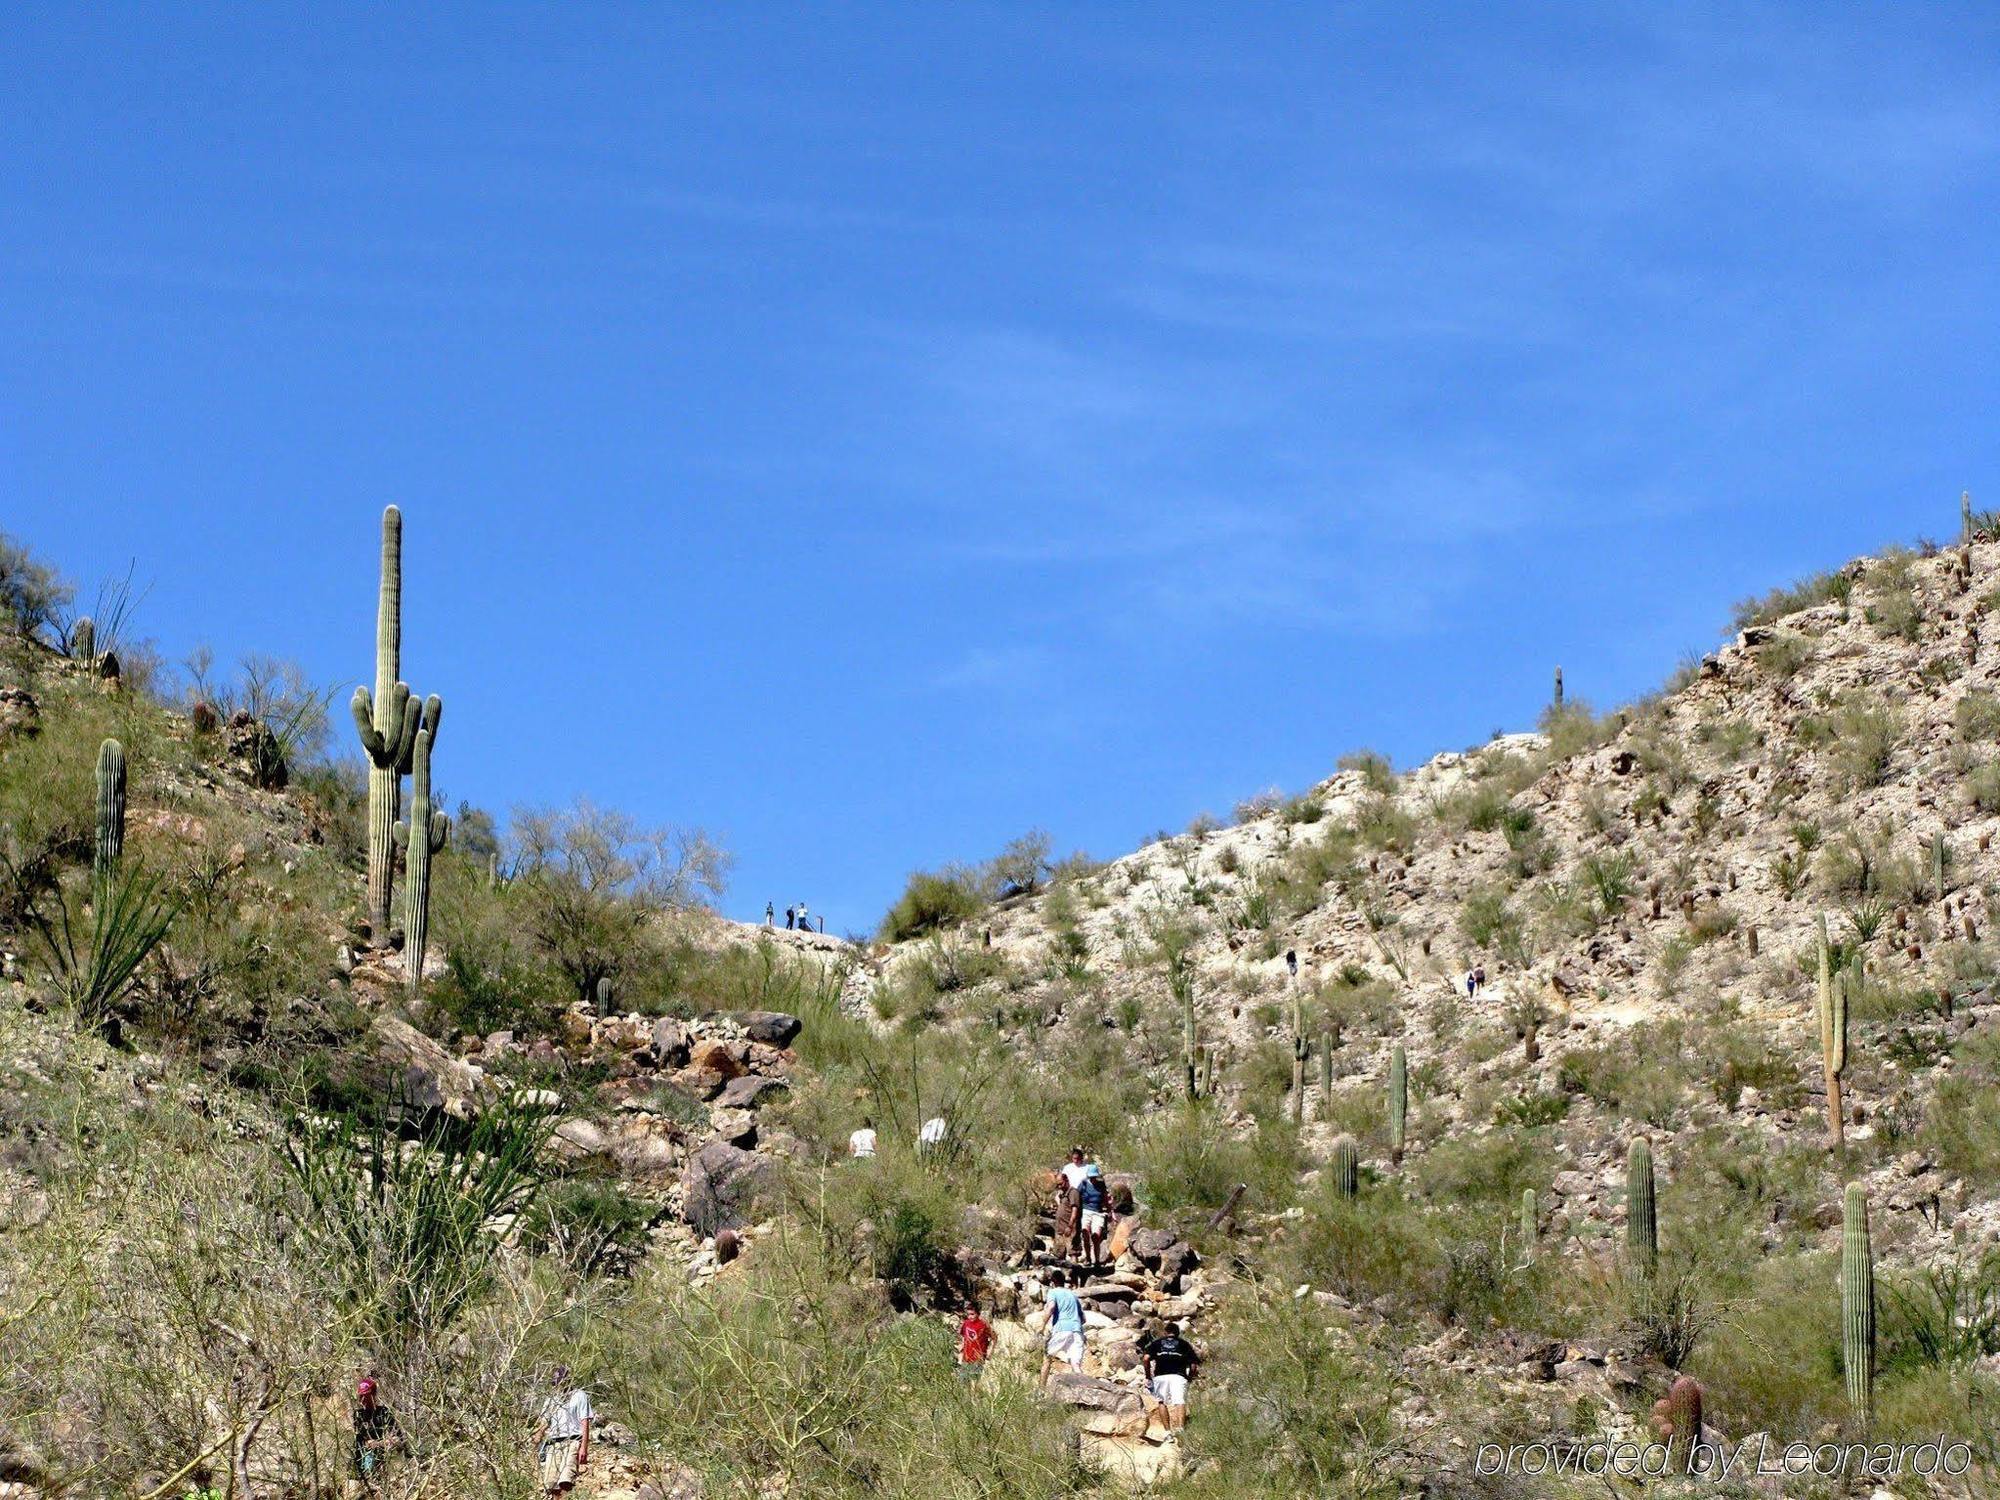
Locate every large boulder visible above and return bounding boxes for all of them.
[736,1011,802,1048]
[369,1015,491,1117]
[650,1018,691,1067]
[689,1039,745,1081]
[718,1075,788,1110]
[680,1139,773,1235]
[1045,1373,1146,1437]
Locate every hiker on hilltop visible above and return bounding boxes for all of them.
[533,1366,593,1497]
[351,1376,401,1486]
[956,1299,993,1379]
[785,905,796,930]
[1038,1267,1086,1385]
[765,901,775,926]
[1142,1321,1199,1430]
[1077,1163,1110,1268]
[797,901,809,932]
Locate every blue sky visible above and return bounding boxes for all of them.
[4,6,1996,932]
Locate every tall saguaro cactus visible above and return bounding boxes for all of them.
[1842,1184,1875,1423]
[1520,1187,1538,1263]
[1552,665,1564,709]
[1818,914,1849,1150]
[1290,986,1308,1124]
[393,704,448,993]
[1388,1045,1408,1165]
[1318,1029,1333,1117]
[1627,1137,1657,1272]
[94,737,125,881]
[351,506,423,940]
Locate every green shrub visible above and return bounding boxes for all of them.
[1732,567,1853,630]
[879,865,987,942]
[1338,749,1397,794]
[521,1175,656,1276]
[1828,696,1899,790]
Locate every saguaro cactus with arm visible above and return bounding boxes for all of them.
[393,700,447,993]
[351,507,421,939]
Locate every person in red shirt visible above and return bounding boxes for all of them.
[956,1300,993,1379]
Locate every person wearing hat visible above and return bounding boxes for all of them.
[534,1366,593,1496]
[351,1376,401,1486]
[1077,1163,1110,1268]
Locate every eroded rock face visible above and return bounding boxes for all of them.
[718,1074,788,1110]
[369,1015,491,1117]
[680,1139,772,1235]
[0,685,39,740]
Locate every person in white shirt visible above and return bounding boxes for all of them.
[1058,1146,1091,1192]
[849,1118,878,1159]
[918,1116,947,1153]
[534,1368,592,1496]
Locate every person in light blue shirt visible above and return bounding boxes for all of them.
[1038,1267,1087,1385]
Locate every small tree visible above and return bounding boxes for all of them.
[512,799,731,1004]
[0,532,72,640]
[988,829,1053,896]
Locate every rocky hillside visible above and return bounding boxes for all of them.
[4,523,1999,1499]
[841,531,2000,1494]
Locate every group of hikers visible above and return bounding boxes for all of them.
[1032,1144,1200,1428]
[349,1367,592,1497]
[846,1113,952,1159]
[765,899,821,933]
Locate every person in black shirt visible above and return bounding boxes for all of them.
[1142,1322,1199,1430]
[352,1376,401,1485]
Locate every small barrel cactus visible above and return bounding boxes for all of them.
[1627,1137,1657,1272]
[1843,1184,1874,1423]
[1650,1376,1704,1474]
[94,738,125,880]
[1331,1135,1360,1198]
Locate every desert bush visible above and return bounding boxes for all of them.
[1826,695,1899,790]
[280,1095,556,1344]
[1458,882,1520,956]
[521,1174,657,1277]
[511,800,730,1003]
[987,828,1053,895]
[1732,567,1853,630]
[1339,749,1397,794]
[1538,698,1611,761]
[880,863,988,941]
[1956,691,2000,742]
[1754,629,1814,680]
[0,531,72,638]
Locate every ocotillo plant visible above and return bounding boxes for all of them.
[1519,1187,1537,1263]
[1388,1045,1407,1165]
[1842,1184,1875,1423]
[1331,1135,1359,1198]
[94,737,125,882]
[393,709,448,994]
[1626,1137,1657,1273]
[351,506,423,939]
[1818,915,1848,1150]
